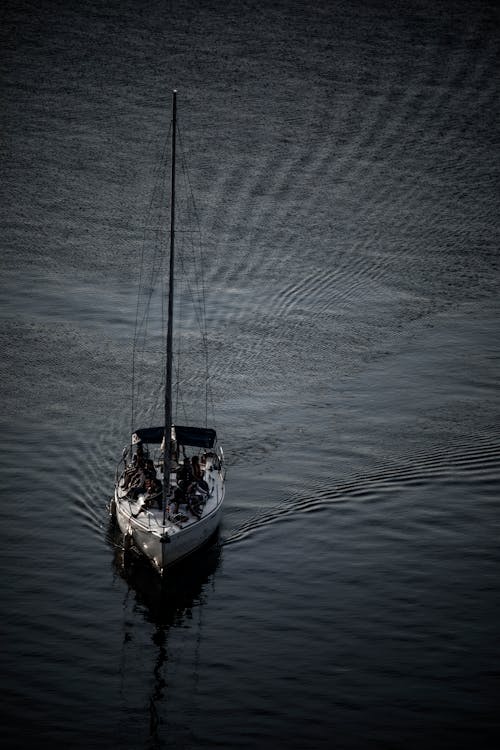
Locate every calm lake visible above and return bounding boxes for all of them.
[1,1,499,748]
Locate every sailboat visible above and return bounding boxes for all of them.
[111,90,225,575]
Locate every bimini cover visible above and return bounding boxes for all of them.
[132,425,217,449]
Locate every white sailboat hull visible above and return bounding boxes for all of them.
[112,466,225,574]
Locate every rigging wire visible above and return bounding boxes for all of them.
[131,123,171,431]
[130,116,219,435]
[177,128,216,429]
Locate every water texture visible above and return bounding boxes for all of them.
[1,1,499,748]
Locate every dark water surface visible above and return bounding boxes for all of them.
[1,1,499,748]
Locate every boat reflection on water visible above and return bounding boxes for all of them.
[107,523,223,746]
[108,520,222,628]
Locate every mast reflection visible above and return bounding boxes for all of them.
[109,525,223,747]
[109,522,222,627]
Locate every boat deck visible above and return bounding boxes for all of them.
[115,463,222,538]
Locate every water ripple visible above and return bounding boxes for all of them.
[223,433,500,546]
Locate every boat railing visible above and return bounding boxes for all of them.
[115,462,125,484]
[143,511,164,531]
[115,445,131,483]
[124,498,168,532]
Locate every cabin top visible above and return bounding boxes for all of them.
[132,425,217,449]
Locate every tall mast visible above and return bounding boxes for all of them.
[163,89,177,523]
